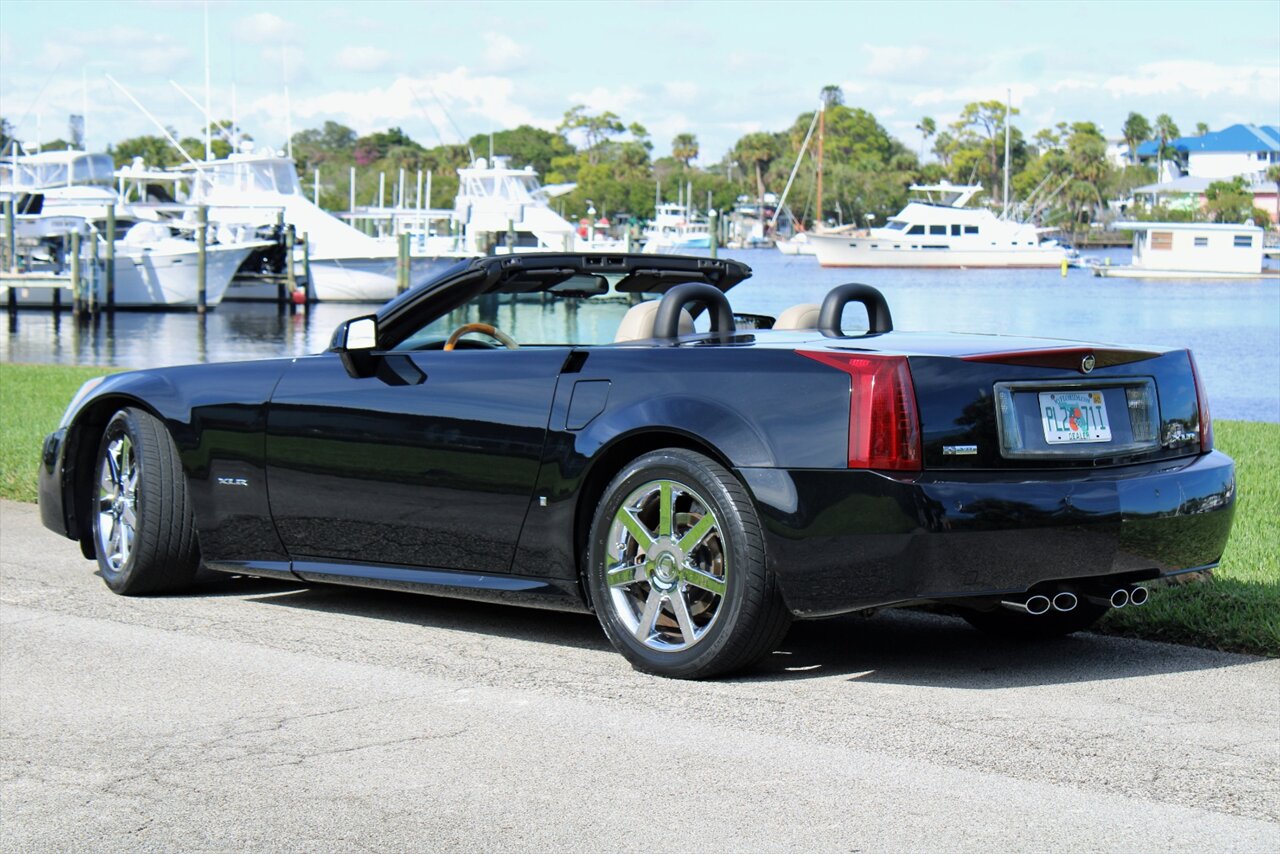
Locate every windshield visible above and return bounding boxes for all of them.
[391,293,642,349]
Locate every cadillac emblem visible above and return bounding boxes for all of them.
[1081,354,1096,374]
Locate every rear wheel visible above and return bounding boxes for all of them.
[960,601,1109,640]
[92,408,200,595]
[586,449,791,679]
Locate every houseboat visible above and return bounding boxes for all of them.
[1094,221,1276,279]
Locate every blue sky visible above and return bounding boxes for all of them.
[1,0,1277,164]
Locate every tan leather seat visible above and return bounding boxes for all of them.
[773,303,821,330]
[614,301,695,342]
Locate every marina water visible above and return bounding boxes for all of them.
[4,248,1277,422]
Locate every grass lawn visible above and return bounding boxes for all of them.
[1,362,1276,656]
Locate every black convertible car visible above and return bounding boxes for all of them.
[39,253,1235,678]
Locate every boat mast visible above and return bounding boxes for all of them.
[769,105,820,231]
[1002,88,1011,218]
[816,101,825,229]
[203,0,212,161]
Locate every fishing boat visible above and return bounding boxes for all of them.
[154,153,468,303]
[2,150,266,308]
[1094,221,1278,279]
[804,183,1067,268]
[641,202,711,253]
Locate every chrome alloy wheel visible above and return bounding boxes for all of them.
[605,479,727,652]
[97,435,138,572]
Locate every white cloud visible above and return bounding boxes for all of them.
[864,45,930,77]
[910,83,1040,108]
[566,85,642,113]
[336,45,392,73]
[662,81,700,104]
[249,68,544,142]
[481,32,528,71]
[1103,61,1279,100]
[239,12,294,44]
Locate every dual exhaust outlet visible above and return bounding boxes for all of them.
[1001,585,1149,616]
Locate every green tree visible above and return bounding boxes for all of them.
[941,101,1023,196]
[0,117,13,153]
[1204,177,1268,224]
[733,131,781,202]
[1121,112,1151,164]
[1195,122,1210,137]
[558,105,624,164]
[819,84,844,107]
[915,116,936,160]
[671,132,699,167]
[110,135,179,168]
[1154,114,1180,160]
[354,127,418,166]
[466,125,571,176]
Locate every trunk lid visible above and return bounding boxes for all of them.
[814,332,1205,471]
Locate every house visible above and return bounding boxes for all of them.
[1136,124,1280,182]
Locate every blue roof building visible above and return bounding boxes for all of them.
[1137,124,1280,183]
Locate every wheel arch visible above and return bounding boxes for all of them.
[65,394,175,559]
[571,427,738,611]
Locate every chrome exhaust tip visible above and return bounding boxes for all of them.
[1052,592,1078,613]
[1129,585,1150,606]
[1002,595,1052,616]
[1110,588,1130,609]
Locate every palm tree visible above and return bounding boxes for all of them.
[915,117,936,162]
[671,133,699,167]
[734,132,780,204]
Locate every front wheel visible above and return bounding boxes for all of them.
[91,408,200,595]
[586,449,791,679]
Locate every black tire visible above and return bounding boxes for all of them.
[91,408,200,595]
[960,601,1109,640]
[586,448,791,679]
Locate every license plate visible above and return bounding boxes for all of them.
[1039,390,1112,444]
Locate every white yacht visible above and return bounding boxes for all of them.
[805,183,1067,268]
[451,156,581,253]
[642,203,711,253]
[1095,222,1277,279]
[153,153,464,303]
[2,150,264,308]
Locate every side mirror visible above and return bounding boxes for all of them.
[332,314,379,378]
[331,314,378,351]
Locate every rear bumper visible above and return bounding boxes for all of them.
[740,450,1236,617]
[38,428,75,539]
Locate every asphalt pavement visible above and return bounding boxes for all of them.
[1,499,1277,852]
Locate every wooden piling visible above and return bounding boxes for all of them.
[397,231,410,294]
[70,231,82,315]
[285,225,297,312]
[302,232,312,303]
[105,204,116,309]
[196,205,208,314]
[3,199,14,273]
[708,209,718,259]
[87,227,99,313]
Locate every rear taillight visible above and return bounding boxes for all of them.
[799,351,922,471]
[1187,350,1213,452]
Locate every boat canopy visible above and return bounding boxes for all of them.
[1,151,116,190]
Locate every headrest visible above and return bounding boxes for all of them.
[614,301,695,343]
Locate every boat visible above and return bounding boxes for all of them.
[641,202,711,253]
[154,153,462,302]
[805,183,1068,268]
[1093,221,1279,279]
[775,232,815,255]
[2,150,266,308]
